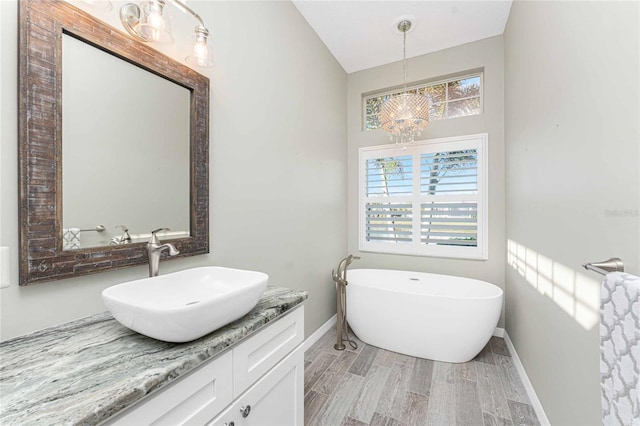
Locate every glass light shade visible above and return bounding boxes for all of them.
[186,34,214,69]
[379,92,430,145]
[136,0,174,44]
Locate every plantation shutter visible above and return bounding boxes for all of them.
[359,134,487,259]
[420,150,479,248]
[364,155,413,244]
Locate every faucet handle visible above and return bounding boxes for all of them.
[149,228,170,244]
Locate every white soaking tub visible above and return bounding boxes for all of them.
[346,269,503,363]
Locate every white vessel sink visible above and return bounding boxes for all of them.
[102,267,268,343]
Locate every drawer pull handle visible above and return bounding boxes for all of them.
[224,422,235,426]
[240,405,251,418]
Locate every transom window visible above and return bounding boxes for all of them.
[359,134,488,259]
[364,73,483,130]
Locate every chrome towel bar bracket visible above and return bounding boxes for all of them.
[583,257,624,276]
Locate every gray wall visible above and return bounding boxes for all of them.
[504,1,640,424]
[347,36,506,325]
[0,0,347,340]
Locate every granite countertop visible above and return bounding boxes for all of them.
[0,286,308,426]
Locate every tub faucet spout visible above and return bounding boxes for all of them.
[334,254,361,285]
[147,228,179,277]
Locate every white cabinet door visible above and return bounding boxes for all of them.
[207,345,304,426]
[233,306,304,397]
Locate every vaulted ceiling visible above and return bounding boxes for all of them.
[292,1,513,74]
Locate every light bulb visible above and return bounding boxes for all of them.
[193,41,208,63]
[148,9,163,30]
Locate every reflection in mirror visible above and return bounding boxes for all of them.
[61,34,190,250]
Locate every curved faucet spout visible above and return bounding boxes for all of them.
[147,229,180,277]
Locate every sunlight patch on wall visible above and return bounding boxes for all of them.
[507,239,600,330]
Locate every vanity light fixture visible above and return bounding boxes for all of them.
[120,0,214,68]
[379,19,430,146]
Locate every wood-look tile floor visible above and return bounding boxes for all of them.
[304,328,540,426]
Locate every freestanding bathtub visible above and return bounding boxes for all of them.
[346,269,503,363]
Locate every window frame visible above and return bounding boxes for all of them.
[359,133,488,260]
[362,72,484,131]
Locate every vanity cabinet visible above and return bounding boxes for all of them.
[104,306,304,426]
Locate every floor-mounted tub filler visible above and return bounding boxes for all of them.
[346,268,503,363]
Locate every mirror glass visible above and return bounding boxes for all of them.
[61,34,190,249]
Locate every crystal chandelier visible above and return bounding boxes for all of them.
[379,20,430,145]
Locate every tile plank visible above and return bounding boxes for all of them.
[507,400,540,426]
[312,350,358,396]
[349,365,391,423]
[407,357,434,396]
[304,390,329,426]
[342,416,369,426]
[489,336,511,357]
[483,412,514,426]
[399,391,430,425]
[375,359,414,420]
[370,412,404,426]
[494,354,530,404]
[305,351,337,395]
[394,352,417,368]
[426,361,456,425]
[373,348,397,367]
[474,343,496,364]
[348,345,379,377]
[476,362,511,419]
[455,378,483,425]
[305,328,338,362]
[318,373,365,426]
[454,361,477,382]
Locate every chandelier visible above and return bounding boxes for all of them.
[379,20,430,145]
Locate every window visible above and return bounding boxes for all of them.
[359,134,488,259]
[364,73,483,130]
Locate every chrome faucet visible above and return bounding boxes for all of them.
[147,228,179,277]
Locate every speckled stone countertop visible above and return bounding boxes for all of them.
[0,286,307,426]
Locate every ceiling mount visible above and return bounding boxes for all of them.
[391,15,416,35]
[397,20,411,33]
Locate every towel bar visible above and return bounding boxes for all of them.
[79,225,106,233]
[582,257,624,276]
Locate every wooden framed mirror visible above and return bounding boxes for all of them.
[19,0,209,285]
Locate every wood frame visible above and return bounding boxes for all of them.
[18,0,210,285]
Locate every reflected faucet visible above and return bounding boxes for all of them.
[147,228,179,277]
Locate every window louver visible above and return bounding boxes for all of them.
[366,202,413,243]
[421,202,478,247]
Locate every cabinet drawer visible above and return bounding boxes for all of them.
[232,306,304,397]
[106,350,233,426]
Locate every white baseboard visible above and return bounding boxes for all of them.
[302,314,337,353]
[503,331,551,426]
[493,327,505,337]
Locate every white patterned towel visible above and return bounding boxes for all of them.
[62,228,80,250]
[601,272,640,426]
